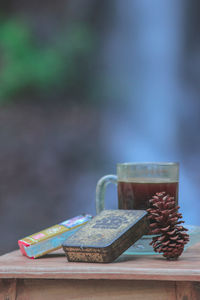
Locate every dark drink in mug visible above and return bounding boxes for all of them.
[96,163,179,215]
[118,178,178,210]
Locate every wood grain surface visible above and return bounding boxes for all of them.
[0,243,200,282]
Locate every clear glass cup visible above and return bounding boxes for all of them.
[96,162,179,214]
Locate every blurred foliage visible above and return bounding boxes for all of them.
[0,18,94,103]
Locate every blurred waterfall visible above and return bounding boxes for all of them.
[100,0,199,225]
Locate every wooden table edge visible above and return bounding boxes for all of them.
[0,271,200,281]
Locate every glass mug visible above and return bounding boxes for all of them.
[96,162,179,214]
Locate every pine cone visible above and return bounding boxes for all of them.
[147,192,189,260]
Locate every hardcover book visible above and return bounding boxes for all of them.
[62,209,148,263]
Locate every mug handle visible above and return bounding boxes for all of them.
[96,174,117,214]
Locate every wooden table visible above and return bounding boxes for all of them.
[0,243,200,300]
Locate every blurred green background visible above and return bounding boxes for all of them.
[0,17,94,103]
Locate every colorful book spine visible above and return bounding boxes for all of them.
[18,214,92,258]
